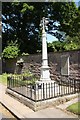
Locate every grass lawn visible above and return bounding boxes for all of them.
[67,102,80,115]
[0,73,8,85]
[0,73,37,86]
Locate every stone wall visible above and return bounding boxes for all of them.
[3,50,80,82]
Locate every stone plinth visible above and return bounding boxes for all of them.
[40,66,51,81]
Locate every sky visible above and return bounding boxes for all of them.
[47,34,58,43]
[75,0,80,6]
[47,0,80,43]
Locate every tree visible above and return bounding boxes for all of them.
[2,2,45,54]
[49,2,79,37]
[2,2,80,54]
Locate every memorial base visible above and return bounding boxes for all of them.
[40,65,52,82]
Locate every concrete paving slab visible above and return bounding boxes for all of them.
[24,107,78,118]
[57,97,80,110]
[0,83,34,119]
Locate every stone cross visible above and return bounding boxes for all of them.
[40,17,51,82]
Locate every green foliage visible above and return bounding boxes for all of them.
[21,3,34,13]
[48,42,56,52]
[2,2,41,54]
[21,52,29,56]
[64,42,78,50]
[1,71,37,86]
[63,35,80,50]
[0,73,12,85]
[2,41,20,58]
[22,70,33,77]
[48,41,65,52]
[67,102,80,115]
[2,2,80,53]
[52,2,79,37]
[47,34,80,52]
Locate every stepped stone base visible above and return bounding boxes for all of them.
[6,88,78,112]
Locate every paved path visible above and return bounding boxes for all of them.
[0,103,16,119]
[57,97,80,110]
[0,113,2,120]
[0,83,79,119]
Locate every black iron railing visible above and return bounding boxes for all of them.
[7,76,80,102]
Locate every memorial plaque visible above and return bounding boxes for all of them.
[61,55,69,76]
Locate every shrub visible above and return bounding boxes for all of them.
[2,41,20,58]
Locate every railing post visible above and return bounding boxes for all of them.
[49,83,50,98]
[51,82,53,97]
[74,80,76,93]
[68,79,69,94]
[34,84,37,101]
[72,79,74,93]
[54,82,55,97]
[61,80,63,96]
[59,82,60,96]
[70,80,71,93]
[9,77,11,88]
[43,83,45,100]
[46,83,47,99]
[7,77,9,88]
[30,84,32,99]
[11,76,13,88]
[79,82,80,93]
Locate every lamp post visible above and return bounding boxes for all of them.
[40,17,51,82]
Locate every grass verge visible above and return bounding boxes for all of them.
[67,102,80,115]
[0,73,37,86]
[0,73,8,85]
